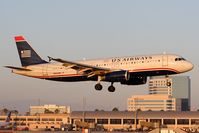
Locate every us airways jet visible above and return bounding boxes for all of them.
[5,36,193,92]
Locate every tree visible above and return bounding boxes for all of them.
[12,110,19,115]
[112,107,119,111]
[54,109,60,114]
[44,109,53,114]
[2,108,9,115]
[94,109,99,112]
[25,112,30,116]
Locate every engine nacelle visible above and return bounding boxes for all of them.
[120,76,147,85]
[105,71,130,82]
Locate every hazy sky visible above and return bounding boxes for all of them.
[1,0,199,113]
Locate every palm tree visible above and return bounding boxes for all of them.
[2,108,9,115]
[54,109,60,114]
[12,110,19,115]
[112,107,119,111]
[94,109,99,111]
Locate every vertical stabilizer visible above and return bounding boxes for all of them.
[14,36,47,66]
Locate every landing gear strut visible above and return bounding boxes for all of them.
[108,83,115,92]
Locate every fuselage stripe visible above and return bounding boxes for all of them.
[31,67,179,79]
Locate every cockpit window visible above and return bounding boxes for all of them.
[175,58,186,61]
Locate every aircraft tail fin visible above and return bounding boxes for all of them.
[5,112,11,122]
[14,36,47,66]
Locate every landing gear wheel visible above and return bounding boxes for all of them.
[95,83,103,91]
[108,85,115,92]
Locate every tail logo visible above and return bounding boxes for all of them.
[21,50,31,58]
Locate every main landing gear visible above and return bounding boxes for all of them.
[94,82,115,92]
[95,83,103,91]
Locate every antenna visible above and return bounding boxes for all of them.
[82,97,86,122]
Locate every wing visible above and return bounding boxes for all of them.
[48,56,112,77]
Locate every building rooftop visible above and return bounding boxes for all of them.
[71,111,199,119]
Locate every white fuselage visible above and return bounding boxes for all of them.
[12,54,193,81]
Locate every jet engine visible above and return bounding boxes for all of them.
[105,71,130,82]
[120,76,147,85]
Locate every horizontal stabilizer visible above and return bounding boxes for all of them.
[5,66,32,71]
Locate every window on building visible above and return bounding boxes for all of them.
[163,119,175,125]
[191,119,199,125]
[21,123,26,126]
[123,119,134,124]
[42,118,48,121]
[20,118,26,121]
[49,118,55,121]
[150,119,162,123]
[0,118,5,121]
[110,119,121,124]
[14,118,19,121]
[56,118,62,121]
[27,118,34,121]
[97,119,108,124]
[85,119,95,123]
[177,119,189,125]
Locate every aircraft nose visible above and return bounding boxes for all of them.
[186,61,194,71]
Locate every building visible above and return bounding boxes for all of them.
[148,76,172,95]
[149,76,191,111]
[128,76,191,111]
[1,111,199,131]
[30,104,71,115]
[70,111,199,131]
[128,94,176,111]
[0,113,70,131]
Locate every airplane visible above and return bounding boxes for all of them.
[5,36,193,92]
[0,112,12,129]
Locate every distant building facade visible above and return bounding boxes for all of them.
[1,111,199,131]
[0,113,69,131]
[30,104,71,115]
[128,76,191,111]
[128,95,176,111]
[70,111,199,131]
[149,76,191,111]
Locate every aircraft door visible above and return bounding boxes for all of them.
[162,55,168,67]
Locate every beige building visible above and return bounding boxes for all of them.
[0,113,70,131]
[30,104,71,115]
[149,76,172,95]
[149,76,191,111]
[1,111,199,131]
[128,76,190,111]
[128,94,176,111]
[71,111,199,131]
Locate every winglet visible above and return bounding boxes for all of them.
[15,36,25,42]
